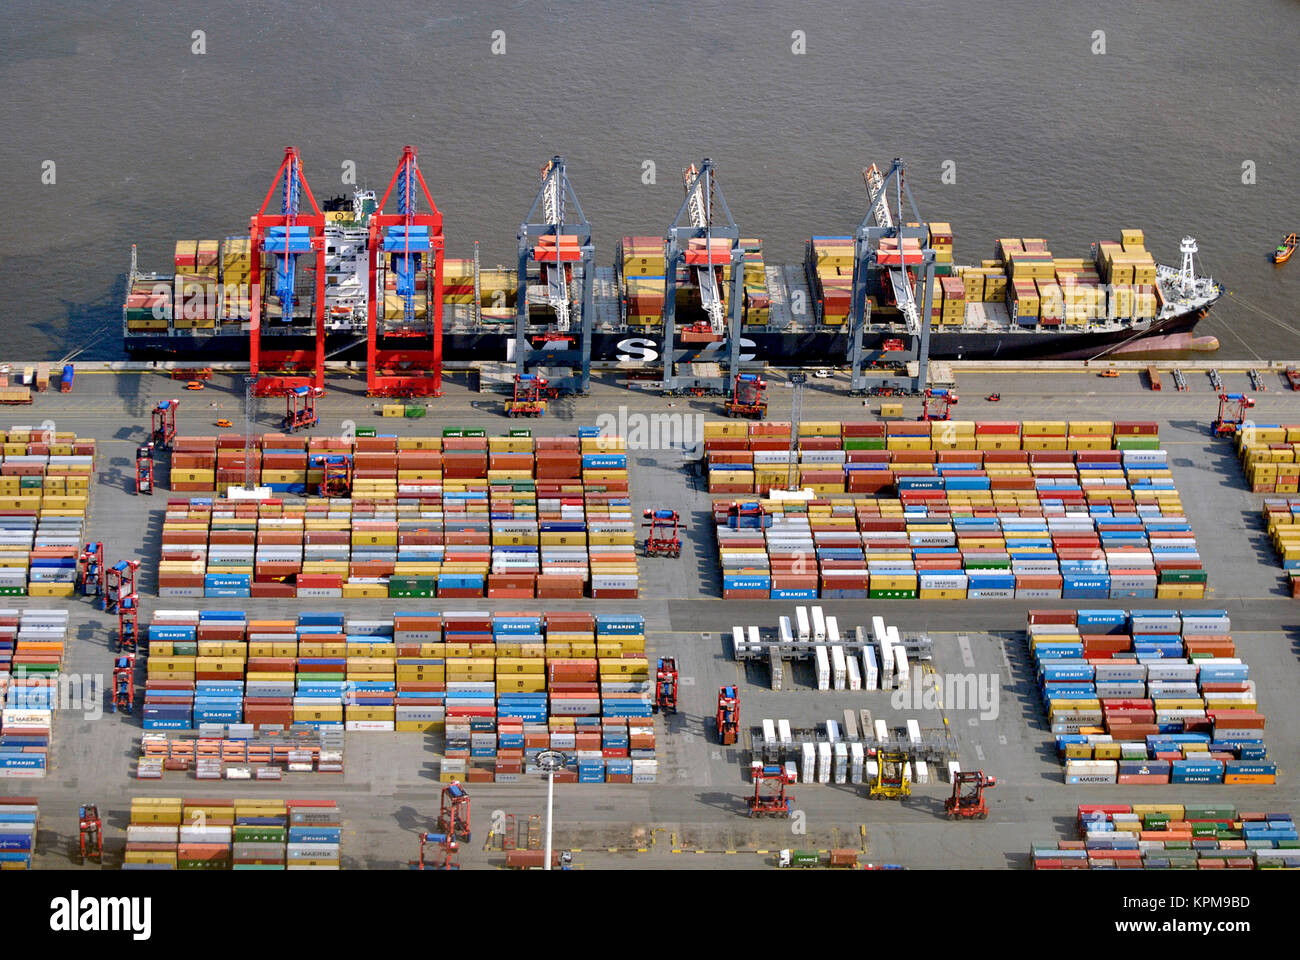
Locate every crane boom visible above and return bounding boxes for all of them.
[863,164,920,336]
[540,159,572,332]
[684,164,726,333]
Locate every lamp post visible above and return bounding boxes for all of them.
[536,749,565,871]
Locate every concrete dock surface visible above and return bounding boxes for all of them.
[5,366,1299,870]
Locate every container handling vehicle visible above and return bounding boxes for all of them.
[416,831,460,870]
[437,781,471,842]
[506,373,549,417]
[77,804,103,865]
[716,685,739,745]
[653,657,678,714]
[111,654,136,714]
[868,750,912,800]
[944,770,997,820]
[1212,392,1255,436]
[921,387,957,421]
[642,508,684,557]
[748,762,794,818]
[151,399,179,449]
[283,385,321,433]
[135,443,154,495]
[724,373,768,418]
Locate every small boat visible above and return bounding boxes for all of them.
[1276,233,1298,264]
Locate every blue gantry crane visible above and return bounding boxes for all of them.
[847,159,937,395]
[514,156,595,395]
[661,159,745,396]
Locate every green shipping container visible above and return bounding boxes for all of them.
[869,589,917,600]
[356,427,377,438]
[1159,570,1207,584]
[0,586,26,596]
[1114,436,1161,450]
[843,438,887,450]
[508,429,532,438]
[404,406,426,419]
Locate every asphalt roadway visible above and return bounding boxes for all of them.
[3,364,1299,870]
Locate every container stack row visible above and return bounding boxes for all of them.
[0,428,95,596]
[125,797,341,869]
[1027,609,1273,786]
[714,466,1203,602]
[160,431,638,599]
[137,726,344,779]
[142,610,656,780]
[706,418,1162,496]
[0,796,37,869]
[1235,424,1300,594]
[1032,804,1298,869]
[0,609,69,778]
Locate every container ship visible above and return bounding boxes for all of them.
[122,167,1223,368]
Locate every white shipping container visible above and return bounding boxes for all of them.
[811,606,826,642]
[862,646,878,691]
[779,616,794,645]
[906,719,922,745]
[833,742,848,784]
[778,719,793,747]
[795,606,811,642]
[895,645,909,689]
[826,615,841,645]
[801,742,816,783]
[874,718,889,743]
[762,718,776,748]
[850,742,865,784]
[830,644,847,690]
[814,645,831,691]
[846,656,862,691]
[816,741,832,783]
[914,760,929,784]
[732,625,745,654]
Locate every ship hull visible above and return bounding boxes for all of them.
[124,305,1215,365]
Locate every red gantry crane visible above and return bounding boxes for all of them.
[283,385,321,433]
[249,147,328,397]
[436,781,471,843]
[653,657,678,714]
[1211,392,1255,436]
[366,146,445,398]
[724,373,768,418]
[135,443,155,494]
[112,654,137,714]
[944,770,997,820]
[716,685,739,745]
[78,804,103,865]
[921,387,957,421]
[747,762,793,818]
[642,509,683,558]
[152,400,179,449]
[417,831,460,870]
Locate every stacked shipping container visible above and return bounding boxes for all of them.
[1028,609,1273,785]
[1032,804,1298,869]
[125,797,341,869]
[141,610,656,783]
[0,609,69,778]
[0,796,37,868]
[709,420,1203,600]
[0,428,95,596]
[161,430,637,599]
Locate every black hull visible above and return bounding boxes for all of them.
[124,306,1213,365]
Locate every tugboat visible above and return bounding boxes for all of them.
[1276,233,1298,265]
